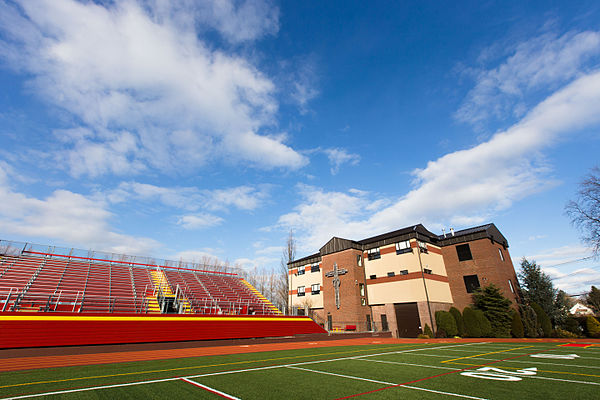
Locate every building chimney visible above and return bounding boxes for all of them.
[442,228,446,238]
[450,228,455,236]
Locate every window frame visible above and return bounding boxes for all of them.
[508,279,514,293]
[418,241,428,253]
[463,274,480,293]
[369,274,377,279]
[387,271,395,277]
[311,283,320,295]
[395,240,412,254]
[359,283,365,296]
[367,247,381,260]
[423,268,432,274]
[400,269,408,275]
[297,267,305,275]
[310,263,320,273]
[456,243,473,261]
[498,248,505,262]
[297,285,305,296]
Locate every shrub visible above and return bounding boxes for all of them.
[472,284,513,337]
[520,304,541,338]
[423,324,434,338]
[563,317,582,335]
[531,302,552,337]
[463,307,481,338]
[474,309,492,337]
[511,311,524,338]
[436,310,458,337]
[552,328,578,339]
[449,307,465,336]
[586,316,600,338]
[417,333,430,339]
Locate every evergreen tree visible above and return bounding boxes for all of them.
[474,309,492,337]
[472,284,513,337]
[449,307,465,336]
[531,302,552,337]
[423,324,434,338]
[520,304,541,338]
[585,286,600,314]
[463,307,481,338]
[511,311,525,338]
[435,310,458,337]
[518,258,567,326]
[587,316,600,338]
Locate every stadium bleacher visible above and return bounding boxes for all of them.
[0,241,281,316]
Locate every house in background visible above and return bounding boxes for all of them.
[569,302,595,316]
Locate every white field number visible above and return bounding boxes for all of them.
[530,353,579,360]
[461,367,537,381]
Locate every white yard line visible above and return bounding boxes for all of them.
[180,378,241,400]
[286,365,488,400]
[358,358,456,370]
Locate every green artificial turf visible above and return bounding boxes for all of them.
[1,341,599,399]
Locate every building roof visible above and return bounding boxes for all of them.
[288,222,509,267]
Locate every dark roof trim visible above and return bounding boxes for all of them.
[288,252,321,268]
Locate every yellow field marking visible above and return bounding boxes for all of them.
[0,315,311,322]
[0,343,428,390]
[446,361,600,378]
[440,345,533,363]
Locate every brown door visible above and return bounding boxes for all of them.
[394,302,420,337]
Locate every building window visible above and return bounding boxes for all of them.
[369,274,377,279]
[508,279,514,293]
[357,254,363,266]
[463,275,480,293]
[400,269,408,275]
[423,268,432,274]
[367,248,381,260]
[297,286,305,296]
[311,283,320,295]
[387,272,395,277]
[359,283,365,296]
[498,248,505,262]
[297,268,305,275]
[456,244,473,261]
[395,240,412,254]
[361,298,367,306]
[418,241,428,253]
[311,263,320,272]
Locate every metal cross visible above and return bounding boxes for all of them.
[325,263,348,309]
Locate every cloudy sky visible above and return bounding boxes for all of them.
[0,1,599,294]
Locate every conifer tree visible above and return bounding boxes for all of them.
[472,284,513,337]
[511,311,525,338]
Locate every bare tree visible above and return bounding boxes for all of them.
[277,229,296,314]
[566,166,600,255]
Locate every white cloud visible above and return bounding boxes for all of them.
[109,181,269,212]
[527,245,592,266]
[543,267,600,294]
[255,245,284,256]
[177,214,224,230]
[0,162,159,254]
[324,148,360,175]
[279,69,600,252]
[456,30,600,127]
[0,0,306,176]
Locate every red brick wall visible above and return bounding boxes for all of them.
[442,238,520,312]
[321,249,371,331]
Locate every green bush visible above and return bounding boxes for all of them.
[449,307,465,336]
[417,333,430,339]
[563,317,582,335]
[552,328,578,339]
[520,304,541,338]
[586,316,600,338]
[435,310,458,337]
[474,309,492,337]
[423,324,434,338]
[463,307,481,338]
[531,302,552,337]
[511,311,524,338]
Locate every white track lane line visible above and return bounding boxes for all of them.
[180,378,241,400]
[286,366,488,400]
[0,342,486,400]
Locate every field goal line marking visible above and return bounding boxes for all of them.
[180,378,240,400]
[286,366,488,400]
[0,342,483,400]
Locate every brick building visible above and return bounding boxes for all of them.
[288,223,519,337]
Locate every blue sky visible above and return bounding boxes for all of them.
[0,1,599,294]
